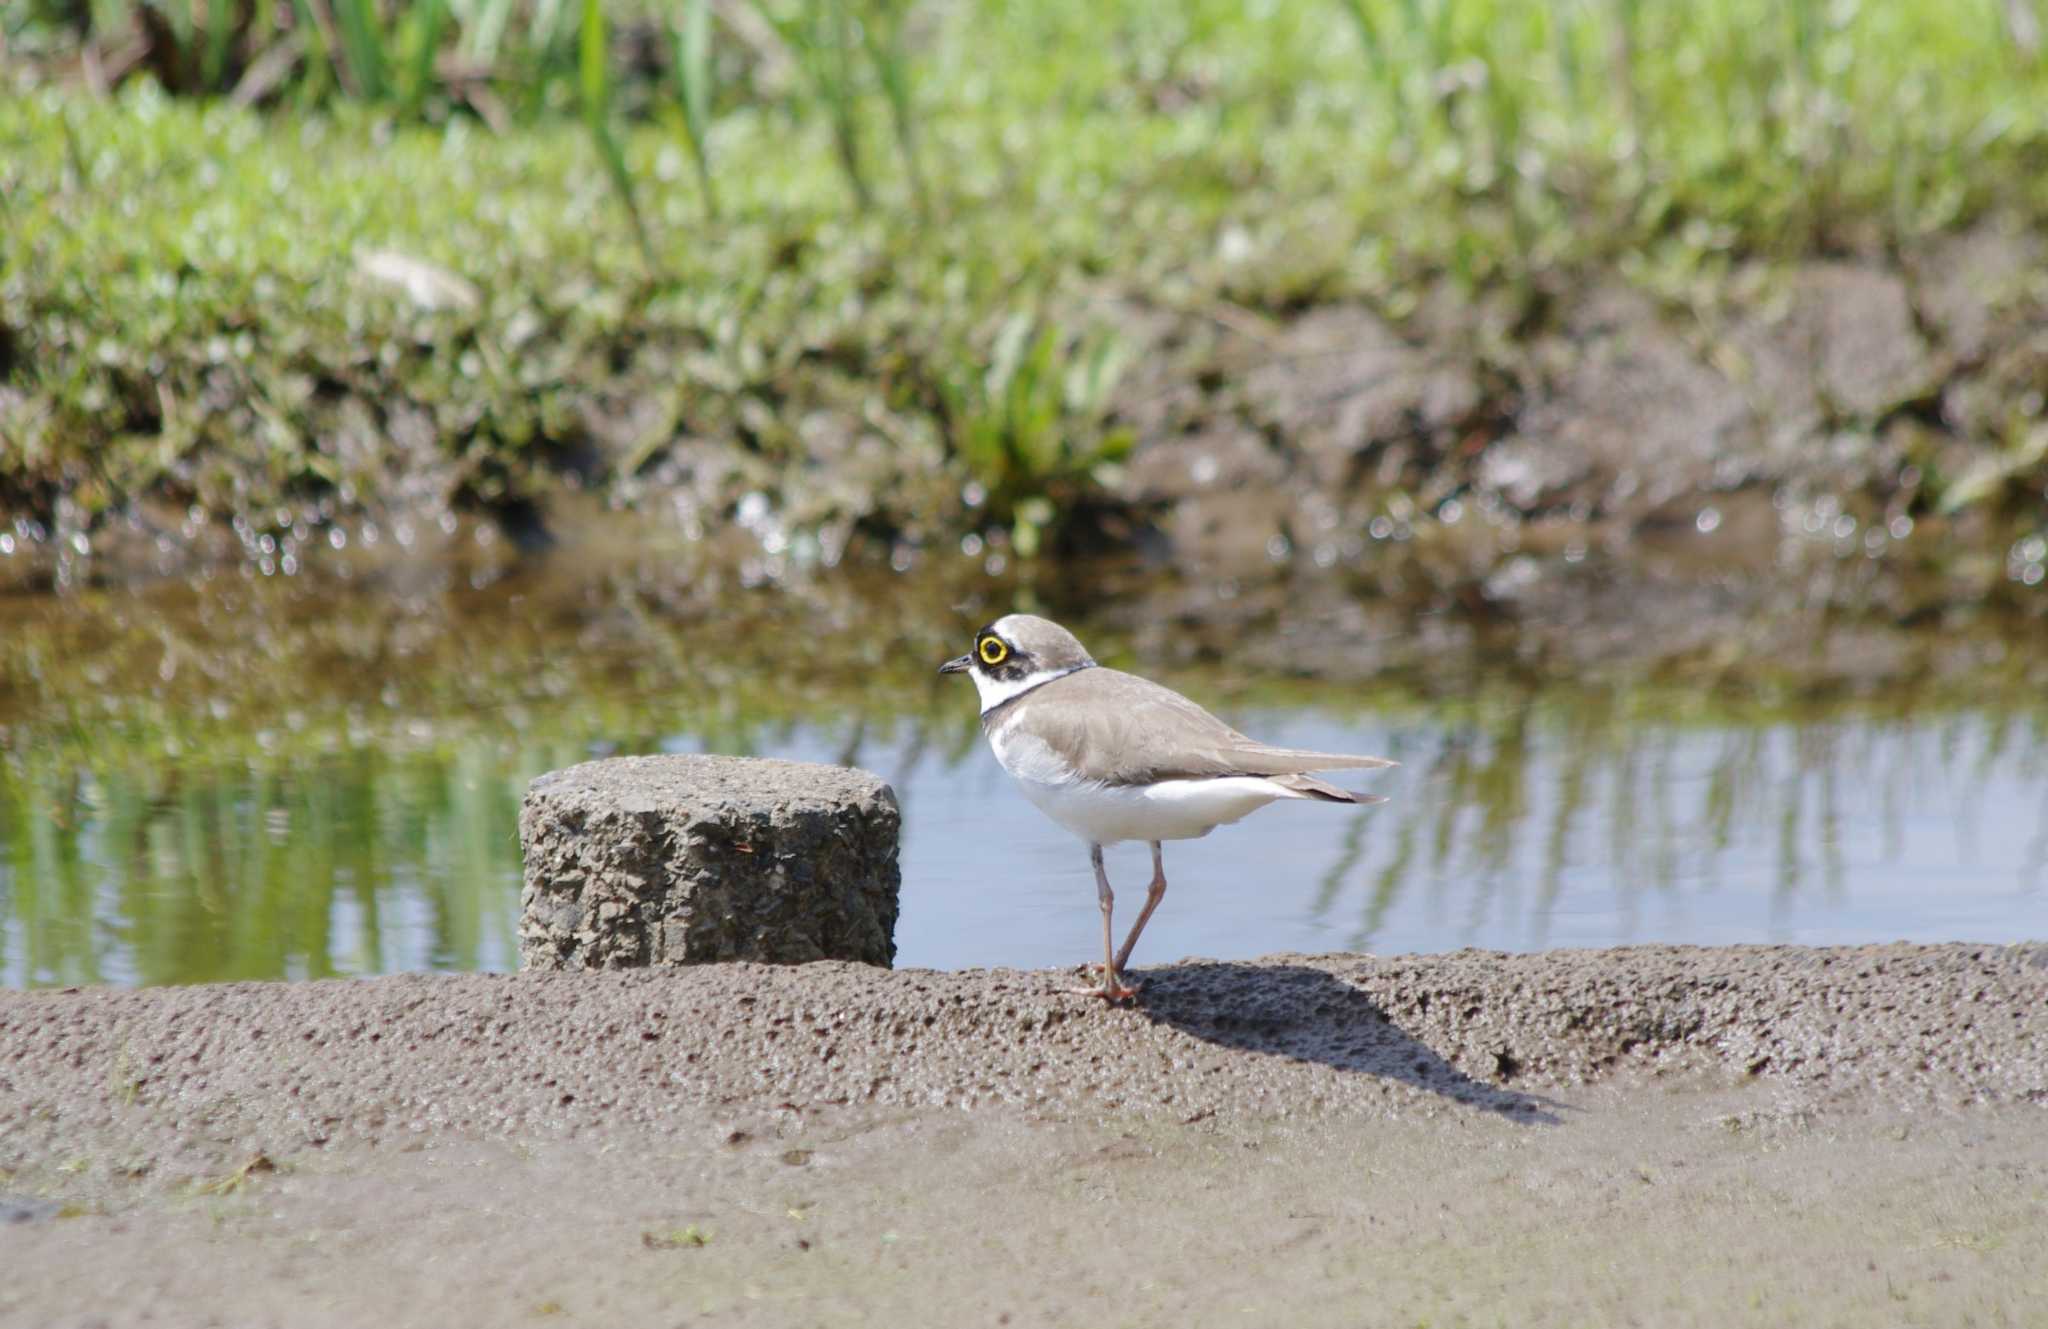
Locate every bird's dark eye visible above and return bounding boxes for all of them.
[978,636,1009,666]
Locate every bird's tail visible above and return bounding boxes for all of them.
[1236,745,1397,776]
[1267,773,1390,805]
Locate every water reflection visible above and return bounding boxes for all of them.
[1295,703,2048,954]
[2,746,552,986]
[5,678,2045,988]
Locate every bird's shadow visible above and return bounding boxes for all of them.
[1130,961,1566,1125]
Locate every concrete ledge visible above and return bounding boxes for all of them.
[4,944,2044,1329]
[517,754,901,970]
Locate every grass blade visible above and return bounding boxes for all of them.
[1551,0,1582,108]
[202,0,237,90]
[678,0,713,136]
[580,0,655,268]
[669,0,721,220]
[1789,0,1822,85]
[745,0,869,208]
[331,0,389,100]
[462,0,518,68]
[402,0,450,118]
[286,0,341,99]
[861,0,927,217]
[1339,0,1391,83]
[818,0,871,211]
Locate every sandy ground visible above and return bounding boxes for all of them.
[2,944,2044,1328]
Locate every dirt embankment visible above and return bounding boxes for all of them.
[1,944,2043,1327]
[1097,237,2048,646]
[17,231,2048,618]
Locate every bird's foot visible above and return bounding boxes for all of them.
[1066,965,1141,1002]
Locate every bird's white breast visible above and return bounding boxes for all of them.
[988,716,1295,844]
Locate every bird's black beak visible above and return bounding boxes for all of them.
[938,654,972,676]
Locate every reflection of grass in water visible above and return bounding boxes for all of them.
[8,682,2048,985]
[0,661,971,985]
[5,577,2048,984]
[1307,689,2048,954]
[3,763,104,987]
[0,714,631,985]
[41,742,481,984]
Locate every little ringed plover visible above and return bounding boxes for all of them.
[940,613,1393,1000]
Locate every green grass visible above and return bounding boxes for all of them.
[4,0,2048,546]
[666,0,720,219]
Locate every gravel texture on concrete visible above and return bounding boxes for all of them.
[3,943,2040,1168]
[1,943,2044,1329]
[518,755,901,971]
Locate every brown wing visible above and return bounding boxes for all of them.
[1019,668,1396,785]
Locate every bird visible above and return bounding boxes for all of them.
[939,613,1393,1000]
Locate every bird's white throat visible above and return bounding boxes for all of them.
[972,663,1088,715]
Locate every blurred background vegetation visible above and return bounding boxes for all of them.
[5,0,2048,559]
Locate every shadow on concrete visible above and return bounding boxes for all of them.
[1134,961,1566,1125]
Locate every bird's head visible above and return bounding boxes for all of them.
[939,614,1095,709]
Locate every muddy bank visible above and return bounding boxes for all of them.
[10,237,2048,626]
[1,944,2043,1328]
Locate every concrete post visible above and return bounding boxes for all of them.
[518,754,901,970]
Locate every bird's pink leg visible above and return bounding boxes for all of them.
[1113,841,1168,974]
[1068,843,1138,1000]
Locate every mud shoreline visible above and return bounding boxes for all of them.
[10,238,2048,622]
[2,944,2042,1326]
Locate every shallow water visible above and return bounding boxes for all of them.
[3,564,2045,987]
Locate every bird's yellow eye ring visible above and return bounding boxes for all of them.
[978,636,1009,666]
